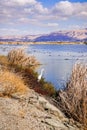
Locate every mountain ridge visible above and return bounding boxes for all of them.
[0,28,87,42]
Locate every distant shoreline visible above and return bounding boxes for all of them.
[0,41,84,45]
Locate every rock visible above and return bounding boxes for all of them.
[38,96,67,122]
[44,118,68,129]
[0,89,83,130]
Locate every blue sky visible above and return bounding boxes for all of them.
[37,0,86,7]
[0,0,87,36]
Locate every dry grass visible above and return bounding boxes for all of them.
[0,55,8,66]
[57,63,87,127]
[0,69,28,97]
[7,48,39,68]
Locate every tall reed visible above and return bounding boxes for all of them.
[57,63,87,127]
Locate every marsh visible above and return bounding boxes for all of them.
[0,43,87,89]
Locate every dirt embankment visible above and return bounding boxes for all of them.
[0,64,83,130]
[0,87,82,130]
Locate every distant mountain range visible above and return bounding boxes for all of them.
[0,28,87,42]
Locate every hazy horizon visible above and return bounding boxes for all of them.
[0,28,86,37]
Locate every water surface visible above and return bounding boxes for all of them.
[28,44,87,89]
[0,44,87,89]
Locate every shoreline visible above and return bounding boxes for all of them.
[0,41,84,45]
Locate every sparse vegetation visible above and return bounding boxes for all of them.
[0,69,28,97]
[56,63,87,127]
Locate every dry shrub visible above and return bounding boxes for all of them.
[7,48,39,68]
[57,63,87,126]
[43,82,56,96]
[0,70,28,97]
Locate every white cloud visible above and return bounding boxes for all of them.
[68,25,81,30]
[47,23,59,27]
[0,0,48,20]
[1,0,87,22]
[18,17,39,24]
[54,1,74,16]
[52,1,87,18]
[34,2,48,14]
[0,28,20,36]
[80,12,87,16]
[24,8,33,14]
[14,0,36,5]
[0,0,36,6]
[0,0,87,35]
[24,2,48,15]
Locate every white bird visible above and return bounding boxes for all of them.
[38,68,44,82]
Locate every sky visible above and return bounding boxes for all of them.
[0,0,87,36]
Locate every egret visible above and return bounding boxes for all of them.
[38,68,44,82]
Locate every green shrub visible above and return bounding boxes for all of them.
[43,82,56,96]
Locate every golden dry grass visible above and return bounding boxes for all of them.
[0,70,28,97]
[57,63,87,127]
[0,55,8,66]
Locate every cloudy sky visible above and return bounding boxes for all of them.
[0,0,87,36]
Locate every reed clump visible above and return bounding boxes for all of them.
[7,48,39,69]
[56,63,87,127]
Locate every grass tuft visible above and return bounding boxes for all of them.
[0,70,28,97]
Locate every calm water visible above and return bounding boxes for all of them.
[0,44,87,89]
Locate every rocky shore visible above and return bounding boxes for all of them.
[0,88,83,130]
